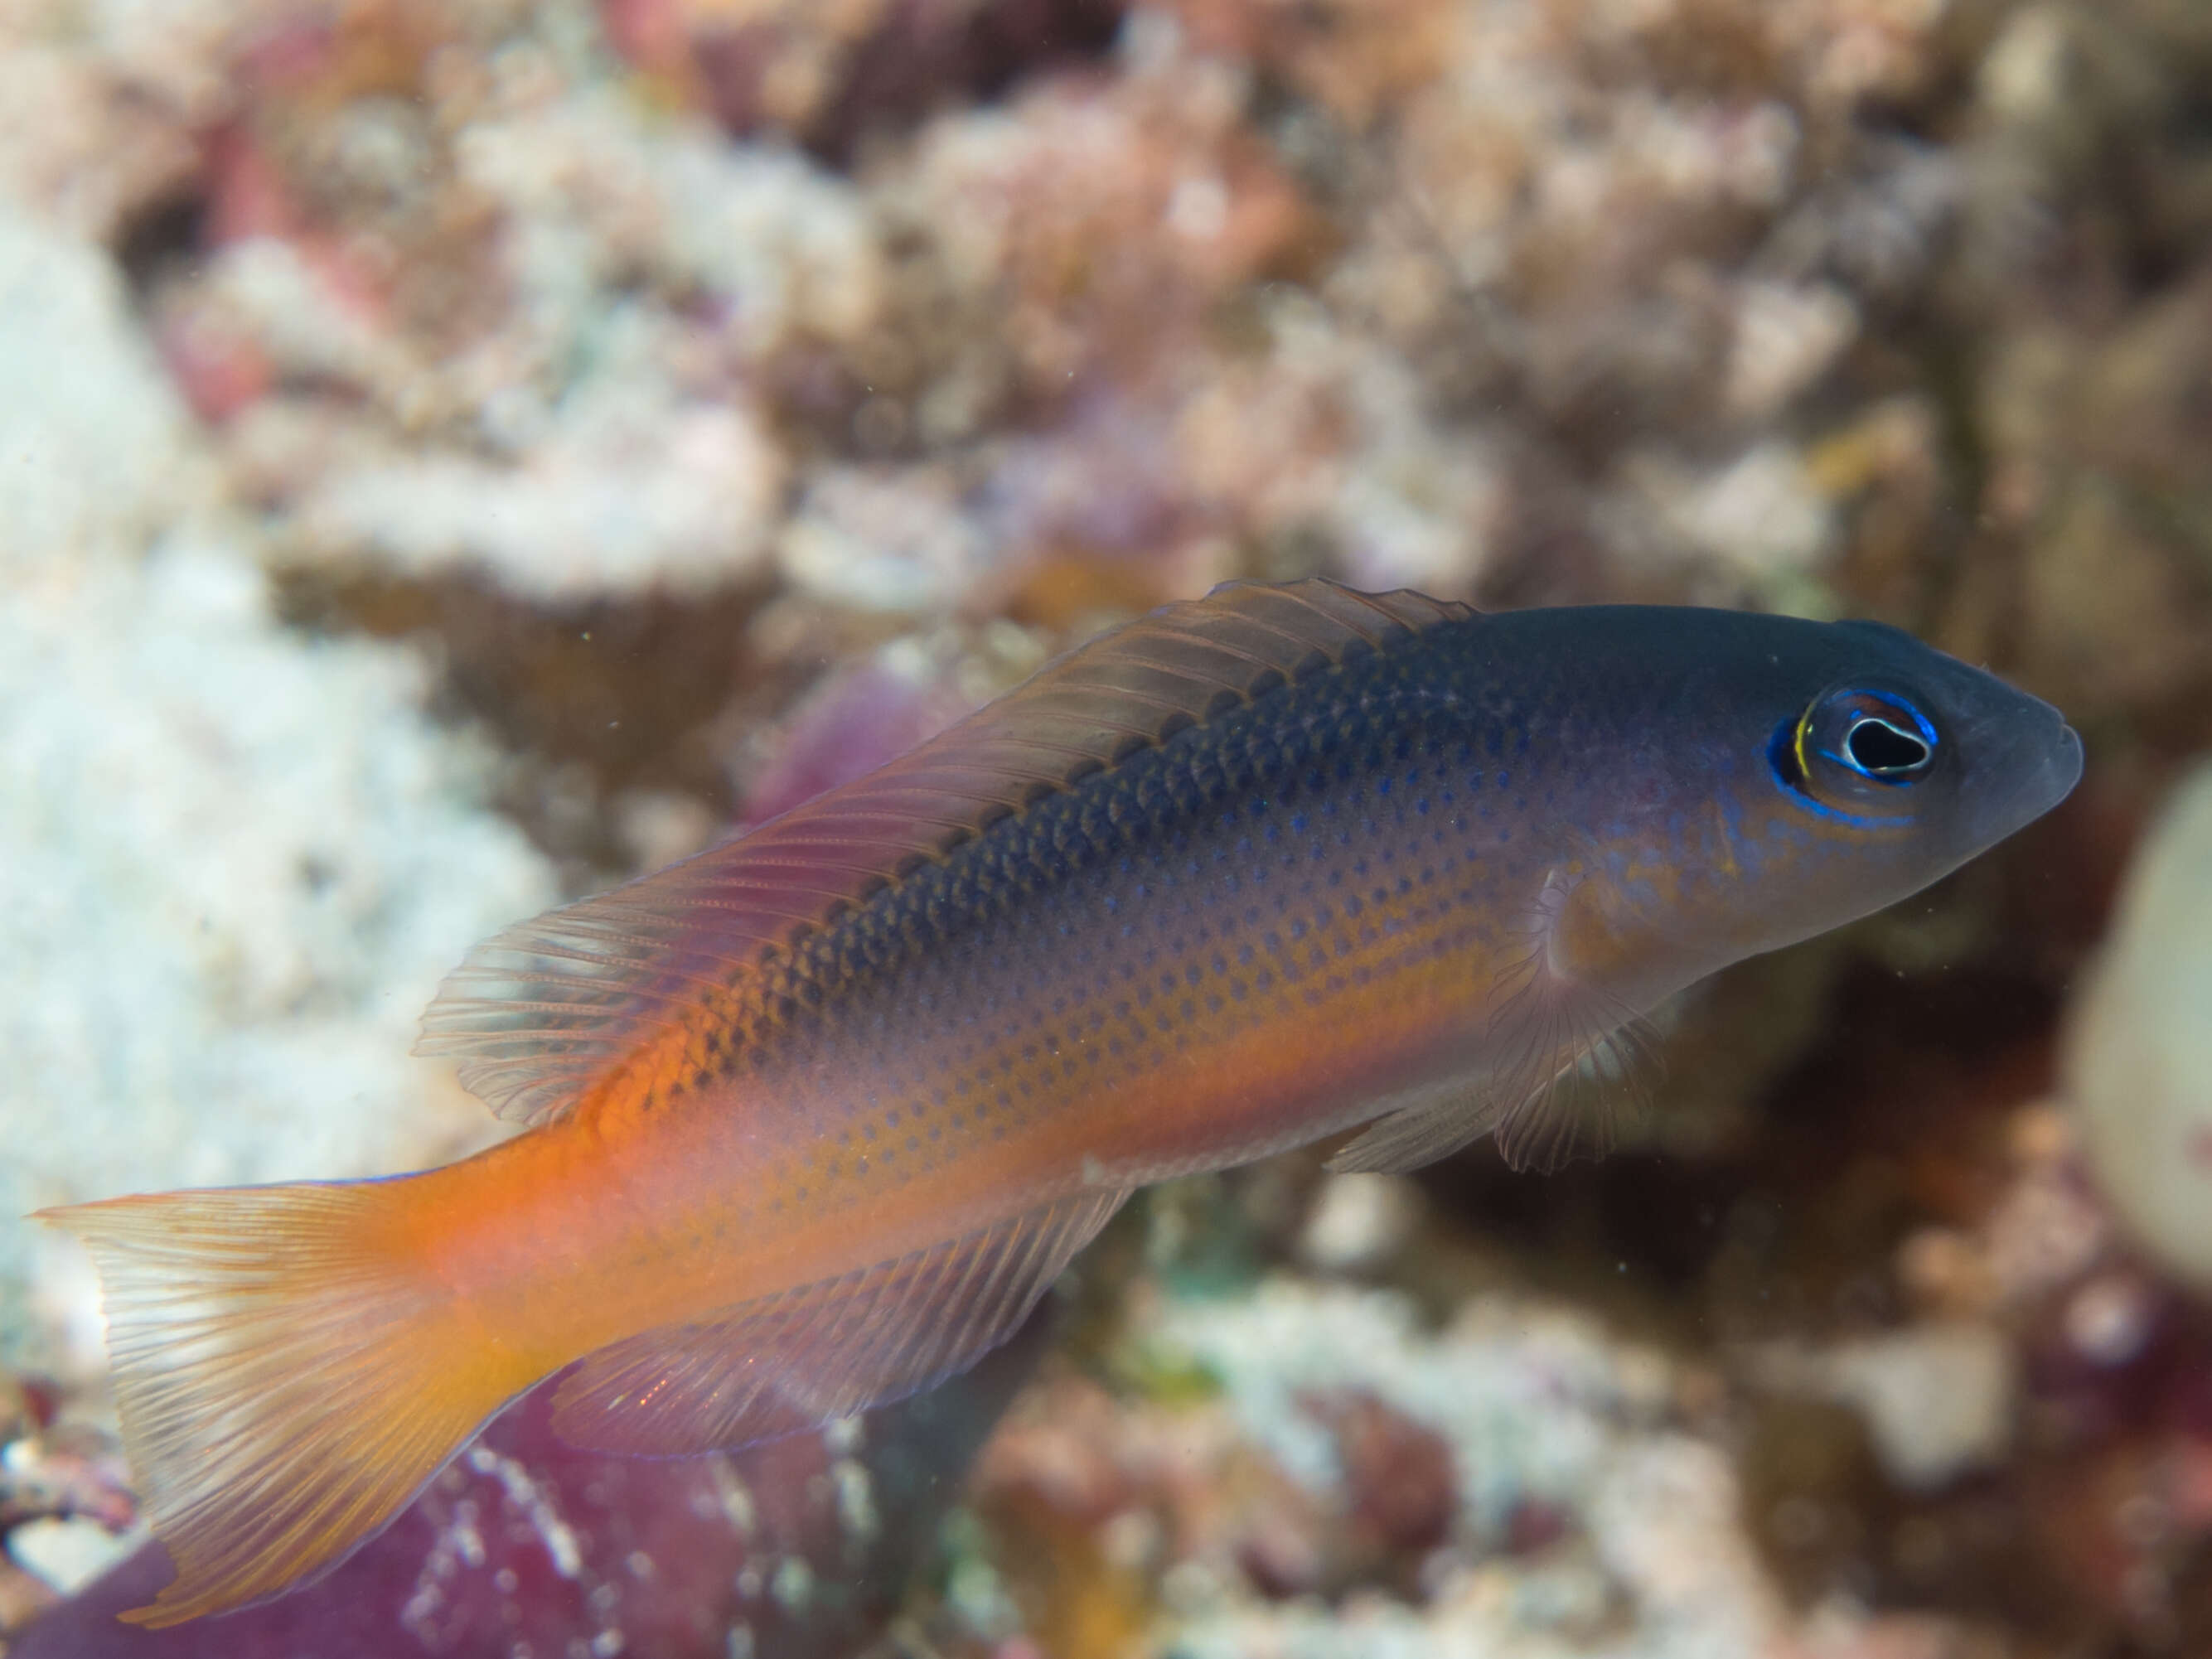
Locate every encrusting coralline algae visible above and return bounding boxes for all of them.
[0,202,554,1377]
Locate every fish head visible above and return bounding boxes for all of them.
[1670,612,2084,965]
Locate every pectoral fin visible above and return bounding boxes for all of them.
[1329,1020,1657,1176]
[1330,867,1662,1175]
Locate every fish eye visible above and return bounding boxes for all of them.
[1769,685,1942,825]
[1842,714,1933,778]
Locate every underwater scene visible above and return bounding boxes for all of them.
[2,0,2210,1655]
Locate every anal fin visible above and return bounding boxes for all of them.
[1325,1073,1504,1176]
[551,1187,1129,1455]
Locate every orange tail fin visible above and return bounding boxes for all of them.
[37,1182,529,1628]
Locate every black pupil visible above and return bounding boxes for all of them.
[1846,717,1929,774]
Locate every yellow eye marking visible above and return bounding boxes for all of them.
[1794,706,1818,785]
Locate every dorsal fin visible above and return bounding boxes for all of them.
[414,578,1475,1126]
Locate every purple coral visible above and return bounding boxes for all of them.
[13,1311,1050,1659]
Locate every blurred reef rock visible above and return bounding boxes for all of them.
[11,1311,1053,1659]
[2067,762,2212,1291]
[0,201,554,1376]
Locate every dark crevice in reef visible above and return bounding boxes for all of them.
[690,0,1130,171]
[271,568,782,876]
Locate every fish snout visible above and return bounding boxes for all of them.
[1964,691,2082,845]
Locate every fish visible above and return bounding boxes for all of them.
[38,579,2082,1626]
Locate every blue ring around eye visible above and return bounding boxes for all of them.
[1835,688,1938,747]
[1768,718,1917,829]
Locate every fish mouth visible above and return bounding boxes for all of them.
[2047,720,2085,802]
[1970,694,2083,842]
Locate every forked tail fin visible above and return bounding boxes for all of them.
[37,1182,528,1628]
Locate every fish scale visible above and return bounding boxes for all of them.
[39,580,2081,1626]
[705,639,1675,1232]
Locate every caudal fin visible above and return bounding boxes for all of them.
[38,1182,525,1628]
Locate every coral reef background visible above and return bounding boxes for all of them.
[2,0,2210,1653]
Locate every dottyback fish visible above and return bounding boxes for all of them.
[42,580,2082,1624]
